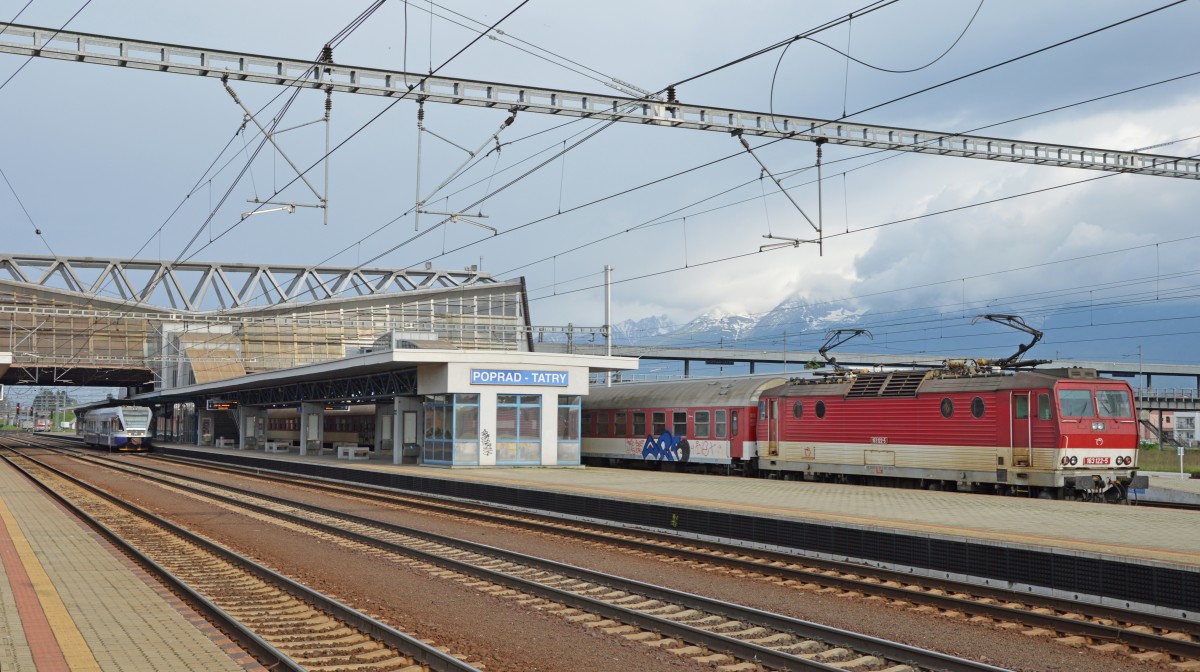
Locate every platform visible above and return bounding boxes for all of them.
[159,443,1200,565]
[0,459,256,671]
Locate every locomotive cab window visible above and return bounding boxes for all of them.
[1038,393,1051,420]
[1058,389,1095,417]
[1097,390,1132,418]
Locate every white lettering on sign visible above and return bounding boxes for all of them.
[470,369,569,386]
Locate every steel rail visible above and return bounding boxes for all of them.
[0,441,482,672]
[0,22,1197,180]
[65,450,1010,672]
[130,448,1200,659]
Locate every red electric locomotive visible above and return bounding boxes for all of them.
[756,363,1139,500]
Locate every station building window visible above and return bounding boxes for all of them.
[557,395,581,465]
[497,394,541,465]
[423,394,479,465]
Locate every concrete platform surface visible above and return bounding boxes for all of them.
[164,443,1200,569]
[0,459,256,672]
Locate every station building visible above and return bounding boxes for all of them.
[1,254,636,466]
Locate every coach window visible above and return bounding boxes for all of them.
[792,401,804,419]
[731,410,739,436]
[694,411,710,438]
[1014,395,1029,419]
[714,409,727,438]
[614,411,627,436]
[652,412,666,436]
[673,411,688,438]
[815,400,826,419]
[581,412,592,435]
[1038,393,1051,420]
[557,395,581,465]
[971,396,985,418]
[596,412,609,436]
[633,412,647,437]
[940,398,954,418]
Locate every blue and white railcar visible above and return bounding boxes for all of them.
[78,406,153,451]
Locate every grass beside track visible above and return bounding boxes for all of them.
[1139,445,1200,475]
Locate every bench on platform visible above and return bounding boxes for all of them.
[264,441,290,453]
[336,444,370,460]
[215,437,234,449]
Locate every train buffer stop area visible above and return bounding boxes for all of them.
[137,339,638,468]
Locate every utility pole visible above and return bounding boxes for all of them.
[604,265,612,387]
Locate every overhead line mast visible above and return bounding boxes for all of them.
[2,23,1198,180]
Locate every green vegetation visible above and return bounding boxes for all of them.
[1137,444,1200,474]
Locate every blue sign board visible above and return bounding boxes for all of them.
[470,369,569,386]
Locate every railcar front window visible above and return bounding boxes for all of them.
[1058,389,1095,417]
[1097,390,1132,418]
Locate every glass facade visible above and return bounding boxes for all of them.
[557,395,581,465]
[497,394,541,465]
[423,393,480,465]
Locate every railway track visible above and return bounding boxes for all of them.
[14,438,1010,672]
[22,434,1200,668]
[0,436,482,672]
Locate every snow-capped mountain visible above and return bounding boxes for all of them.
[609,297,866,348]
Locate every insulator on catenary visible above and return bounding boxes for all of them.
[666,85,676,104]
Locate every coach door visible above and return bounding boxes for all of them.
[764,399,780,457]
[1011,391,1032,467]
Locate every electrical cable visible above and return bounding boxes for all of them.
[0,0,93,94]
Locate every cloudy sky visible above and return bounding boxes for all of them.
[2,0,1198,365]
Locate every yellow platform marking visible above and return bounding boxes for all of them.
[0,494,102,671]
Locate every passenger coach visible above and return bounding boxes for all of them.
[581,376,786,472]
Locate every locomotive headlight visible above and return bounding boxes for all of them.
[1092,421,1106,431]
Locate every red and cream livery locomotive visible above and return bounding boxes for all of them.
[756,364,1138,501]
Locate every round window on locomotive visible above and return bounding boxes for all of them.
[815,400,826,419]
[971,396,985,418]
[940,398,954,418]
[793,401,804,419]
